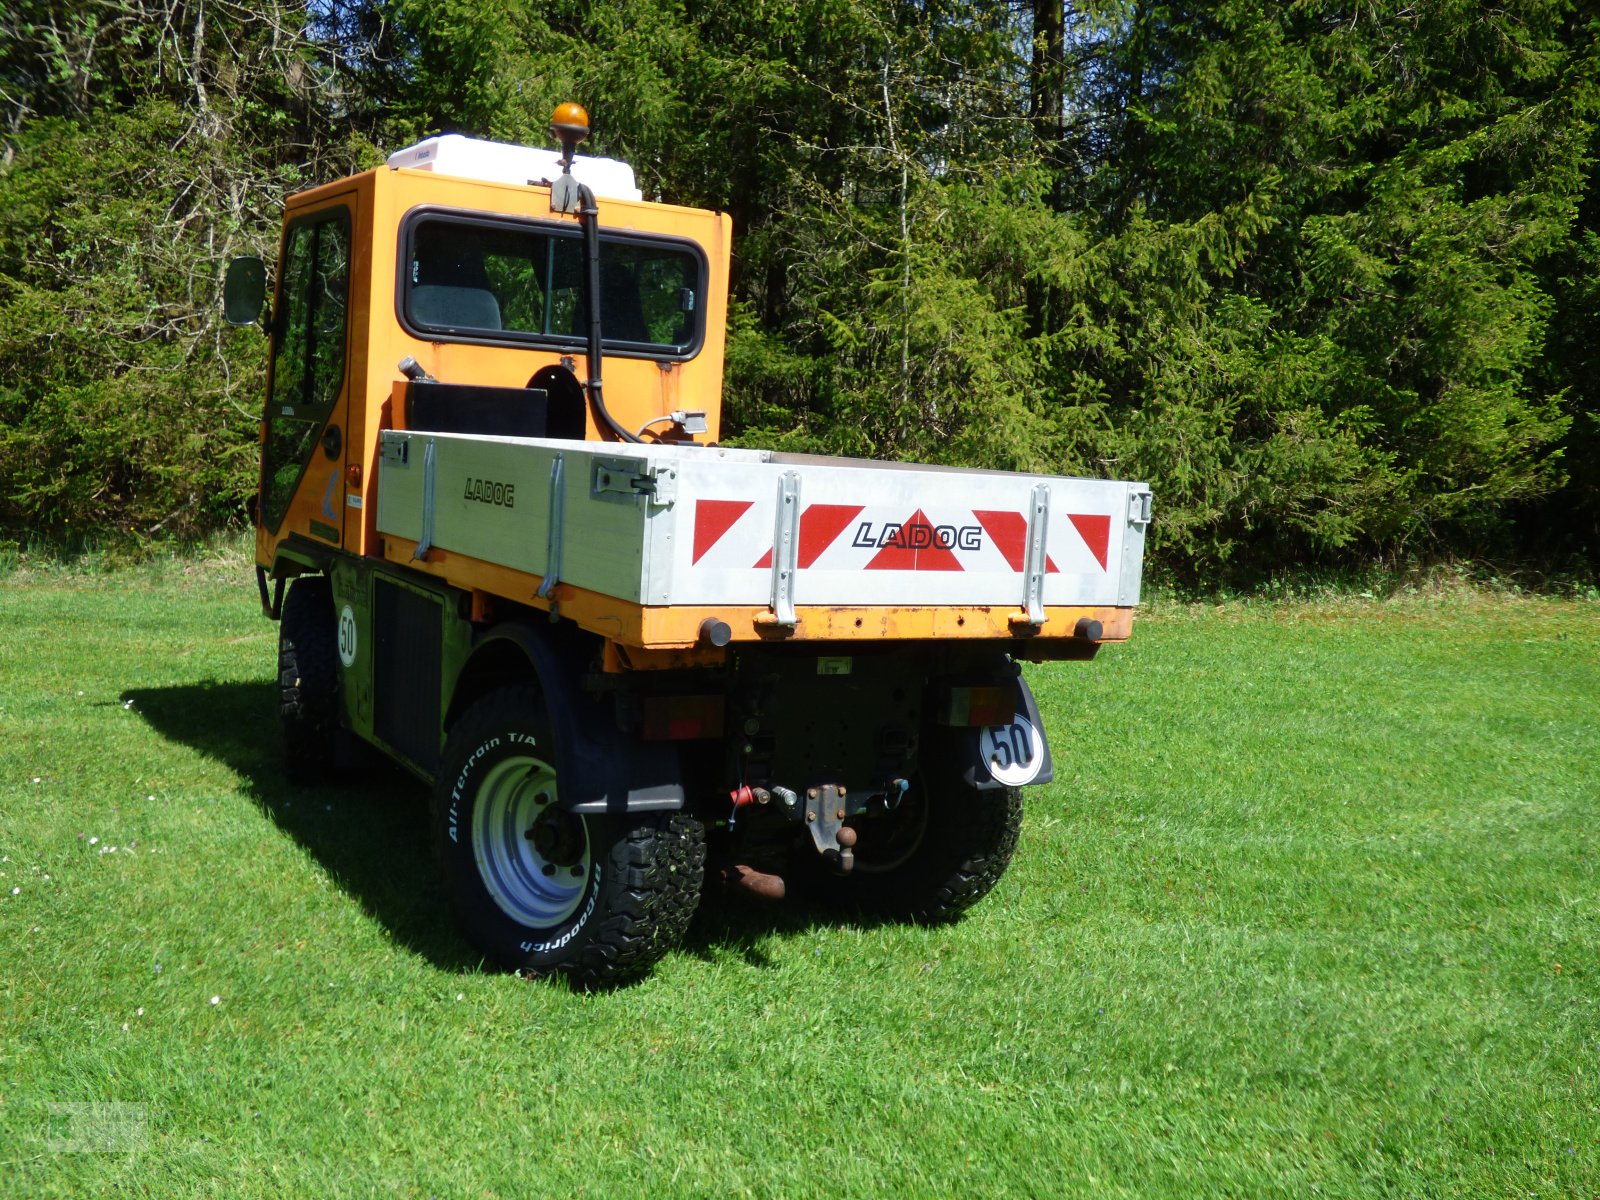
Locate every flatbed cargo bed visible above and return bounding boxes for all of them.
[375,428,1151,651]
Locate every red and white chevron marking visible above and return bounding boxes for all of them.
[690,499,1112,574]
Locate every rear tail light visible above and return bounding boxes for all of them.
[939,685,1014,727]
[640,694,725,741]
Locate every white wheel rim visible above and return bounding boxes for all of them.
[471,755,590,927]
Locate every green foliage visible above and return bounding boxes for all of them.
[0,1,373,543]
[708,0,1598,581]
[0,106,258,538]
[0,0,1595,579]
[1051,0,1596,578]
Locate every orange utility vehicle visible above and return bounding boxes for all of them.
[224,105,1151,986]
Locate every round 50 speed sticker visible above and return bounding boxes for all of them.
[980,715,1044,786]
[338,604,358,669]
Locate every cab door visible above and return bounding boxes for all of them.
[257,200,354,558]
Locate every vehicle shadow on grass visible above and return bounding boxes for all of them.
[126,680,480,973]
[125,680,884,981]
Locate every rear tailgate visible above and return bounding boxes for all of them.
[673,449,1149,613]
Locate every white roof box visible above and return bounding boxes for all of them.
[385,134,642,202]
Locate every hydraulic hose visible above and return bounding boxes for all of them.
[577,183,641,444]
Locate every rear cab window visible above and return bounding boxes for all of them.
[398,210,705,358]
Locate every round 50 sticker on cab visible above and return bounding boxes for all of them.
[980,715,1044,786]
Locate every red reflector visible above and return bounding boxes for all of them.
[945,686,1014,727]
[642,694,725,741]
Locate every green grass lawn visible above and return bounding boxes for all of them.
[1,551,1596,1197]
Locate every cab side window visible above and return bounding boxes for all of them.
[262,209,351,531]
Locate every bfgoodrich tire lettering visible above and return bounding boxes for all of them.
[433,685,705,987]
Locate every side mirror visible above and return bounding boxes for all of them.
[223,256,267,327]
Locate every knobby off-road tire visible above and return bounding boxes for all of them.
[823,776,1022,923]
[433,685,705,987]
[278,576,340,785]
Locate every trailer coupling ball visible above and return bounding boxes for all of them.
[802,783,858,874]
[834,825,857,874]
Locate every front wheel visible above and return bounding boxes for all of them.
[820,776,1022,923]
[278,575,340,784]
[433,685,704,987]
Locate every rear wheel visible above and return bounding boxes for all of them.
[822,775,1022,922]
[278,576,340,784]
[433,685,704,986]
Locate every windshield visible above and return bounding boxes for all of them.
[402,214,703,356]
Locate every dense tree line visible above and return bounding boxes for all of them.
[1,1,1596,583]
